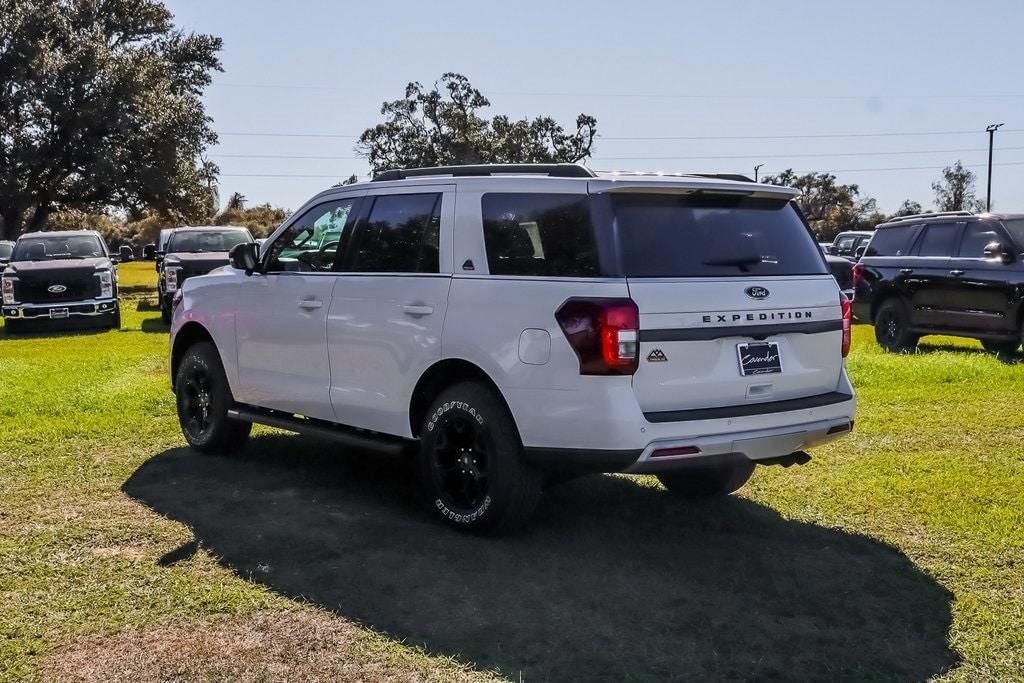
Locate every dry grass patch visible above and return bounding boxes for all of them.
[38,611,486,683]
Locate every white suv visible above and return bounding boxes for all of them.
[169,164,856,533]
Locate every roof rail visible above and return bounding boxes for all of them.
[886,210,974,223]
[371,163,596,182]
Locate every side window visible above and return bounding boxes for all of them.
[957,223,1003,258]
[914,223,961,258]
[266,198,357,272]
[865,225,920,256]
[345,193,442,273]
[481,193,600,277]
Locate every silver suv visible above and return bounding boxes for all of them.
[169,164,856,533]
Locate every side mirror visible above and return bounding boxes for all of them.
[229,242,260,275]
[109,254,120,264]
[983,241,1014,264]
[825,245,836,255]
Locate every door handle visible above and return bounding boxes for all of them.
[949,269,965,276]
[402,303,434,317]
[899,268,913,275]
[297,298,323,310]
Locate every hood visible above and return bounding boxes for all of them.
[6,257,113,274]
[164,252,231,266]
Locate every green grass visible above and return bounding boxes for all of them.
[0,262,1021,681]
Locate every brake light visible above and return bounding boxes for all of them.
[555,298,639,375]
[841,293,852,358]
[851,262,865,288]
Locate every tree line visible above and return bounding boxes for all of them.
[0,1,996,245]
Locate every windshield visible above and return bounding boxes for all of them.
[167,230,250,254]
[12,235,105,261]
[0,243,12,260]
[999,219,1024,250]
[611,194,828,277]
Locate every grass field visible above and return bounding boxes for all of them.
[1,261,1022,681]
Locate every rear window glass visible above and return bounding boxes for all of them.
[865,225,919,256]
[612,194,827,278]
[914,223,961,257]
[482,193,601,277]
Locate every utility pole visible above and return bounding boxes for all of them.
[985,123,1004,212]
[754,163,765,182]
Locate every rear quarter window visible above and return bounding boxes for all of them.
[481,193,602,277]
[865,224,920,256]
[612,194,827,277]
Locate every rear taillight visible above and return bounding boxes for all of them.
[555,297,639,375]
[851,262,865,288]
[841,293,852,358]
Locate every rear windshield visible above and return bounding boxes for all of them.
[12,234,105,261]
[611,194,827,277]
[167,230,251,254]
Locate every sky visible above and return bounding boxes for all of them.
[164,0,1024,215]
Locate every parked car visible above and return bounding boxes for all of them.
[822,247,855,300]
[168,164,855,534]
[118,245,134,262]
[0,240,14,273]
[142,243,157,260]
[1,230,119,332]
[828,231,874,260]
[158,226,254,323]
[852,211,1024,353]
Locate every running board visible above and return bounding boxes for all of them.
[227,406,414,456]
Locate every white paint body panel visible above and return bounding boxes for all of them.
[169,171,856,472]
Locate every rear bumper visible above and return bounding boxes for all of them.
[507,369,857,472]
[623,416,852,473]
[2,298,118,319]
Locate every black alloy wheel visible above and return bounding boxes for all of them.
[429,413,490,512]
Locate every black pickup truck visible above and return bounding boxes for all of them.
[1,230,120,333]
[158,226,254,322]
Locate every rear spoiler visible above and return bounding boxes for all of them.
[587,177,800,200]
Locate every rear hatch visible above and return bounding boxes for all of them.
[595,187,843,416]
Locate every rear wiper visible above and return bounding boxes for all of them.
[702,256,763,272]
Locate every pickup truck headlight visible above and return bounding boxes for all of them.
[164,266,181,292]
[2,276,15,305]
[96,270,114,298]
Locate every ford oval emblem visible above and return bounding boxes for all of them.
[47,284,67,294]
[745,286,770,300]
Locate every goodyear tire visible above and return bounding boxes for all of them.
[174,341,251,454]
[418,381,543,534]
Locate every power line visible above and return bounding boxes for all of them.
[210,146,1024,163]
[220,160,1024,180]
[216,128,1024,142]
[212,82,1024,100]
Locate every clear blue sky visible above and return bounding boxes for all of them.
[165,0,1023,214]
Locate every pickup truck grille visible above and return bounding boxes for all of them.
[15,272,100,303]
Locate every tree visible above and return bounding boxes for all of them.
[932,161,985,212]
[891,199,924,218]
[225,192,247,211]
[214,202,290,238]
[760,169,879,240]
[0,0,222,240]
[356,73,597,173]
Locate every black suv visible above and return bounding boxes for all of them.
[158,226,254,322]
[852,211,1024,353]
[1,230,120,332]
[827,231,874,260]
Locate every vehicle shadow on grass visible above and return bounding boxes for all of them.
[915,342,1023,364]
[123,436,958,681]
